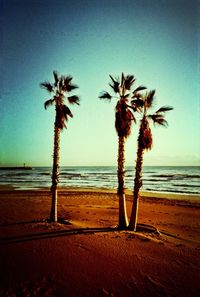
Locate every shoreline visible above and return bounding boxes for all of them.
[1,165,199,197]
[1,184,200,204]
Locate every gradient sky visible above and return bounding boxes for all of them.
[0,0,199,166]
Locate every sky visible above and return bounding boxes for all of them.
[0,0,199,167]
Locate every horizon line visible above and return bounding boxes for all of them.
[0,164,200,168]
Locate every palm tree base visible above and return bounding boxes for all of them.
[118,193,129,229]
[128,224,137,232]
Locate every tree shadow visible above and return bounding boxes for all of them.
[0,226,117,245]
[0,219,47,228]
[0,219,160,245]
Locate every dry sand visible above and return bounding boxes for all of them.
[0,187,200,297]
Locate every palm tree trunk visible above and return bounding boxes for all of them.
[117,136,128,229]
[129,143,144,231]
[50,124,60,222]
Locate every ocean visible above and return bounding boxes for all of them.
[0,166,200,195]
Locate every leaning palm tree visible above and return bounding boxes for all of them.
[99,73,146,229]
[41,71,80,222]
[129,90,173,231]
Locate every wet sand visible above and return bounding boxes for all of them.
[0,188,200,296]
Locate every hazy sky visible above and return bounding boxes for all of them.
[0,0,199,166]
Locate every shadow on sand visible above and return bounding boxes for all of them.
[0,219,160,245]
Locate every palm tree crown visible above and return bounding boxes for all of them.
[99,73,146,137]
[131,90,173,150]
[41,71,80,129]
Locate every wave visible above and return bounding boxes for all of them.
[39,172,51,176]
[153,173,200,178]
[145,188,200,195]
[0,172,33,177]
[152,174,200,179]
[59,172,82,177]
[172,183,200,188]
[0,166,200,195]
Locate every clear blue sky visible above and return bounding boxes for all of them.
[0,0,199,166]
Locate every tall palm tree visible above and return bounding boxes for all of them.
[129,90,173,231]
[41,71,80,222]
[99,73,146,229]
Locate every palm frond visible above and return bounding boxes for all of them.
[59,75,74,92]
[68,84,79,92]
[53,71,59,87]
[40,81,54,93]
[148,114,168,127]
[109,75,120,93]
[62,105,73,118]
[63,83,78,92]
[44,99,55,109]
[115,101,134,138]
[123,93,130,98]
[138,118,153,150]
[132,85,146,95]
[121,93,130,103]
[155,106,174,113]
[124,75,135,90]
[131,98,144,107]
[145,90,156,108]
[131,97,144,112]
[64,75,73,85]
[59,77,63,90]
[120,73,125,88]
[99,91,112,100]
[68,95,80,105]
[55,105,73,129]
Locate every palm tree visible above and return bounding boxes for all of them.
[41,71,80,222]
[99,73,146,229]
[129,90,173,231]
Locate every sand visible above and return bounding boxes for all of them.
[0,187,200,297]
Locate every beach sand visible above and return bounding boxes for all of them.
[0,187,200,296]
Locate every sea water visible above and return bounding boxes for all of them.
[0,166,200,195]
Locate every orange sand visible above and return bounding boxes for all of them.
[0,188,200,296]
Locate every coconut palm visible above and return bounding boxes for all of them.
[41,71,80,222]
[129,90,173,231]
[99,73,146,229]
